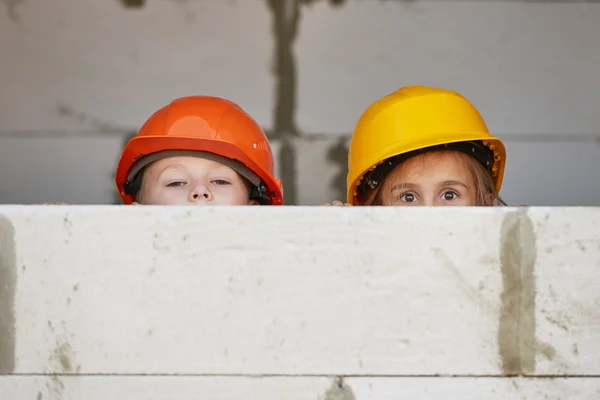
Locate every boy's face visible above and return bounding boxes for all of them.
[135,156,257,206]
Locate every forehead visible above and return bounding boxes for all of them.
[387,151,473,182]
[146,156,234,174]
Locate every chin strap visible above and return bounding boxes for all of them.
[249,182,271,205]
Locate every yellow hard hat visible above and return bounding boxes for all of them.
[347,85,506,205]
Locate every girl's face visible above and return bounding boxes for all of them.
[378,151,478,207]
[136,156,256,206]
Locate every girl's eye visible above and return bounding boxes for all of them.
[212,179,230,185]
[399,192,417,203]
[166,181,186,188]
[442,190,459,201]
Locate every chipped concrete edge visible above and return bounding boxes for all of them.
[323,376,356,400]
[0,215,16,373]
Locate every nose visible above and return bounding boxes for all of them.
[189,183,212,203]
[421,197,435,207]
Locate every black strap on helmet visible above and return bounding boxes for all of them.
[357,141,494,197]
[123,170,143,196]
[121,150,273,205]
[123,167,272,205]
[249,182,271,205]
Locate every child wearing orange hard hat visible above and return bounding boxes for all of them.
[115,96,283,206]
[324,85,507,207]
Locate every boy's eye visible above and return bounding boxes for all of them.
[442,190,459,200]
[212,179,230,185]
[166,181,186,188]
[399,192,417,203]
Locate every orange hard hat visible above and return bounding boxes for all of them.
[115,96,283,205]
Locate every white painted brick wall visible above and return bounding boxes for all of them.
[0,0,599,206]
[0,207,598,398]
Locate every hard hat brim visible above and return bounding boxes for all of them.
[347,132,506,205]
[116,136,283,205]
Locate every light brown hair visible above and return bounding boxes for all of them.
[361,151,506,206]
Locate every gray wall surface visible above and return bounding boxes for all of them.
[1,0,598,205]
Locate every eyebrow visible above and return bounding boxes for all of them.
[441,180,468,188]
[390,183,417,192]
[390,180,468,192]
[157,163,234,179]
[157,164,188,177]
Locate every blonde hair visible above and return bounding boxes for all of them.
[361,151,506,206]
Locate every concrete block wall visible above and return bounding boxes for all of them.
[1,0,599,205]
[0,206,599,398]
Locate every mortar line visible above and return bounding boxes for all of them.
[0,131,598,142]
[3,373,600,378]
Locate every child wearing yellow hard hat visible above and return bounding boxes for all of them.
[324,85,506,207]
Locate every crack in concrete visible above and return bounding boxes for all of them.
[323,377,356,400]
[498,209,537,376]
[0,216,16,374]
[278,136,298,205]
[113,132,138,204]
[266,0,357,204]
[2,0,26,21]
[266,0,303,204]
[57,104,128,132]
[327,137,350,203]
[119,0,146,8]
[267,0,301,136]
[303,0,347,7]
